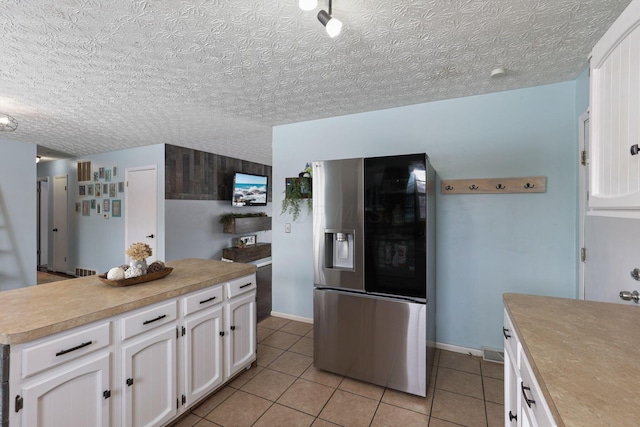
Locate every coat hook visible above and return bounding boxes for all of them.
[469,184,479,190]
[445,185,454,191]
[524,183,535,189]
[496,184,506,190]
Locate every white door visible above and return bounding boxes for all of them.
[37,178,49,268]
[183,305,224,406]
[21,353,110,427]
[225,293,256,378]
[122,326,176,427]
[52,175,68,273]
[125,166,157,263]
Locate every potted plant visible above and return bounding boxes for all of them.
[281,176,312,221]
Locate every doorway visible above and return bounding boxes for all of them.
[52,175,68,274]
[125,166,158,263]
[37,177,49,270]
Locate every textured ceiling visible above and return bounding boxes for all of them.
[1,0,632,165]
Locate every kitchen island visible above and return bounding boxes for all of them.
[0,258,257,427]
[504,293,640,426]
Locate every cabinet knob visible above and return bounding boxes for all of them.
[126,378,134,387]
[619,290,640,303]
[509,410,517,422]
[631,144,639,156]
[502,327,511,339]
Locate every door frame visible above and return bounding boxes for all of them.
[578,110,589,300]
[37,177,49,269]
[52,175,68,274]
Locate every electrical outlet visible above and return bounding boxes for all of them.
[285,223,291,233]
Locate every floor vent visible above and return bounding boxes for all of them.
[482,347,504,364]
[75,267,97,277]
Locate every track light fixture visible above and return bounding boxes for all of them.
[300,0,342,38]
[0,113,18,131]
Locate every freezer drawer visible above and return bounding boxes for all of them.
[313,288,431,397]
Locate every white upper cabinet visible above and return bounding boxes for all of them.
[590,0,640,211]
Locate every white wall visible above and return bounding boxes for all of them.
[0,138,37,289]
[165,200,272,262]
[272,81,581,350]
[37,144,165,274]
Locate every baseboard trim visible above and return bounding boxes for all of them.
[269,311,313,324]
[435,342,484,357]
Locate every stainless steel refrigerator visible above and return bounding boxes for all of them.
[312,153,435,397]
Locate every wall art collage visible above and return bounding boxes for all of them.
[75,162,124,219]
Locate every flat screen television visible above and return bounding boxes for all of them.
[233,172,268,206]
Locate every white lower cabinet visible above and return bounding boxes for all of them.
[9,274,256,427]
[503,309,556,427]
[121,325,177,427]
[20,353,111,427]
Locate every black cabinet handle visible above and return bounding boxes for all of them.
[240,283,252,289]
[230,325,236,331]
[142,314,166,325]
[219,331,225,336]
[126,378,134,387]
[199,296,217,304]
[521,382,536,408]
[509,411,517,422]
[631,144,639,156]
[146,234,155,238]
[55,340,93,357]
[52,228,58,232]
[503,327,511,339]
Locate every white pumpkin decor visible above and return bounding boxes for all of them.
[106,266,125,281]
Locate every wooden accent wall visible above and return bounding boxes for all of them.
[165,144,272,201]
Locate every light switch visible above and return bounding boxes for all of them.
[285,223,291,233]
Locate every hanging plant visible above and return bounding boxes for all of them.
[281,177,312,221]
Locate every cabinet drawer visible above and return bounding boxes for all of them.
[503,309,519,362]
[519,349,556,427]
[183,286,224,316]
[226,275,256,299]
[22,321,111,379]
[121,300,177,340]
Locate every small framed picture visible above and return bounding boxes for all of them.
[91,199,96,209]
[103,183,108,194]
[118,181,125,193]
[238,235,257,246]
[112,199,122,217]
[87,185,94,196]
[113,166,117,177]
[75,202,80,212]
[93,172,99,181]
[99,167,104,179]
[103,199,110,212]
[95,183,101,197]
[82,200,90,216]
[105,169,111,182]
[79,185,86,196]
[97,204,101,214]
[109,183,116,198]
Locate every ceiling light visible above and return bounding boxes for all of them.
[0,113,18,131]
[317,0,342,38]
[490,67,506,78]
[299,0,317,11]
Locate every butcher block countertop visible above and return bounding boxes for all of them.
[504,293,640,427]
[0,258,256,345]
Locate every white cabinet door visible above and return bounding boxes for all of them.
[225,292,256,379]
[504,348,519,426]
[183,305,224,406]
[122,325,177,427]
[20,353,110,427]
[590,0,640,210]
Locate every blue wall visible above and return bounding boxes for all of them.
[272,81,582,350]
[37,144,165,274]
[0,138,36,290]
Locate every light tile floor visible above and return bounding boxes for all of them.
[171,316,504,427]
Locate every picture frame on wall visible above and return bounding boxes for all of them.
[103,184,108,194]
[82,200,90,216]
[94,172,99,181]
[99,167,104,179]
[79,185,86,196]
[105,169,111,182]
[103,199,110,212]
[88,185,94,196]
[112,200,122,217]
[95,183,101,197]
[113,166,117,177]
[75,202,80,212]
[109,183,116,198]
[97,204,101,214]
[91,199,96,209]
[118,181,125,193]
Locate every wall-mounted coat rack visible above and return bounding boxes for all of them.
[441,176,546,195]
